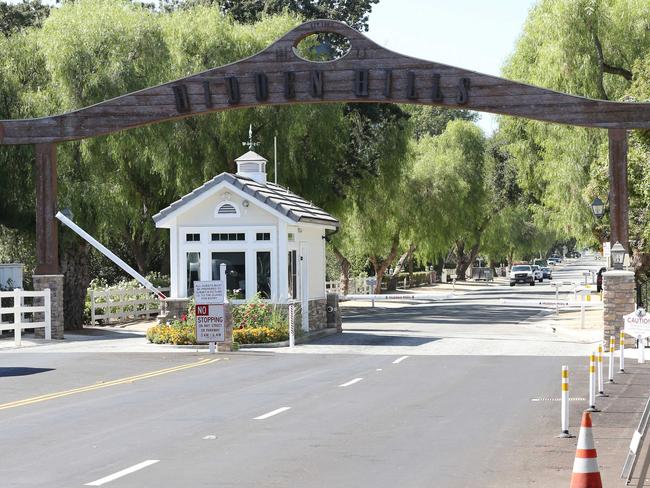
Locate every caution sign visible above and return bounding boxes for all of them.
[195,303,225,342]
[623,309,650,338]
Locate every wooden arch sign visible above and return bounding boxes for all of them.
[0,19,644,273]
[2,19,650,145]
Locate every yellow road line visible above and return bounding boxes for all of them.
[0,357,221,411]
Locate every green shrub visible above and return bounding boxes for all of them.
[233,326,288,344]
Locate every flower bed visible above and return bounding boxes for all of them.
[146,295,292,346]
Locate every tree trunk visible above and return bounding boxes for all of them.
[455,240,481,281]
[369,234,401,294]
[387,243,416,290]
[125,230,147,275]
[61,241,90,330]
[332,246,351,295]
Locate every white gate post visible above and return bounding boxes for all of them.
[44,288,52,340]
[13,288,21,346]
[288,301,295,348]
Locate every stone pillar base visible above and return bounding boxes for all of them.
[33,274,64,339]
[603,270,636,349]
[327,293,342,332]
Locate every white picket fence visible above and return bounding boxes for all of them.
[326,277,372,296]
[89,287,169,325]
[0,288,51,346]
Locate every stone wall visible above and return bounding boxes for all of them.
[33,274,64,339]
[160,298,190,323]
[603,270,636,349]
[308,298,328,332]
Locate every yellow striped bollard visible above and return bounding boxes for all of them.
[587,352,600,412]
[558,365,574,438]
[597,344,607,397]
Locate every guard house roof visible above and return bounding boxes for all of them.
[152,172,339,228]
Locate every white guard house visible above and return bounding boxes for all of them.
[152,150,339,331]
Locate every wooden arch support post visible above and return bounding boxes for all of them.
[608,129,629,250]
[35,143,59,275]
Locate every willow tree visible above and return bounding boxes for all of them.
[500,0,650,265]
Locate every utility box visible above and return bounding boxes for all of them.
[0,263,23,290]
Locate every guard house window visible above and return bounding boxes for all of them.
[256,232,271,241]
[288,250,297,299]
[256,251,271,299]
[186,252,200,295]
[211,252,246,299]
[288,233,295,242]
[211,233,245,241]
[186,233,200,242]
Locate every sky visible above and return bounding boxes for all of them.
[366,0,539,133]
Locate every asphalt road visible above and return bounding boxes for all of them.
[0,257,611,487]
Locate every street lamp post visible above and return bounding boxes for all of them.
[591,197,605,219]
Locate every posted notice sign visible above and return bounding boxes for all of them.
[623,310,650,339]
[195,303,225,342]
[194,281,224,304]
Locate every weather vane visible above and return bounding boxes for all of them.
[242,124,259,151]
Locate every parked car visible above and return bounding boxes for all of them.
[533,258,547,267]
[547,257,559,266]
[541,267,552,279]
[531,265,544,282]
[509,265,535,286]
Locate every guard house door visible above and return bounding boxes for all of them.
[299,242,309,332]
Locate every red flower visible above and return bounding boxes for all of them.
[181,314,187,322]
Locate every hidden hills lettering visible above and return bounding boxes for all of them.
[171,70,471,113]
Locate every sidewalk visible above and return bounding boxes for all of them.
[511,359,650,487]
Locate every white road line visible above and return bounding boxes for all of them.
[376,368,383,371]
[85,460,160,486]
[253,407,291,420]
[339,377,364,387]
[393,355,409,364]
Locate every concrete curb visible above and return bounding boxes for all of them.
[152,327,339,350]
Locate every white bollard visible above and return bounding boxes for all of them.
[596,344,607,397]
[558,365,574,438]
[288,302,295,348]
[587,352,600,412]
[639,335,645,364]
[620,330,626,373]
[608,335,615,383]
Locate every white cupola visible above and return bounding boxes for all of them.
[235,150,267,184]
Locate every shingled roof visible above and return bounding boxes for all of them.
[152,172,339,228]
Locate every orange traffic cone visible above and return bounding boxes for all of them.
[570,412,602,488]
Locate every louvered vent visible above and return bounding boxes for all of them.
[239,162,261,172]
[217,203,237,215]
